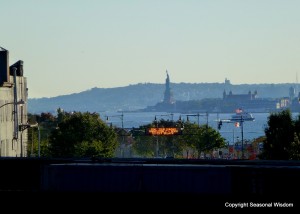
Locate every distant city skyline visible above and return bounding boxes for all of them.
[1,0,300,98]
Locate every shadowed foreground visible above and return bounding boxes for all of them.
[1,157,299,210]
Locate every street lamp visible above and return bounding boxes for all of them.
[19,122,39,157]
[105,113,124,129]
[0,99,25,109]
[240,115,245,159]
[106,113,124,157]
[183,112,209,127]
[217,114,247,159]
[23,123,40,157]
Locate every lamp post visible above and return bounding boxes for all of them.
[217,113,247,159]
[38,124,40,157]
[28,123,40,157]
[105,112,124,129]
[19,122,38,157]
[183,112,209,127]
[240,115,244,159]
[106,112,124,157]
[184,112,209,157]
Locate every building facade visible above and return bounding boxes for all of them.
[0,47,28,157]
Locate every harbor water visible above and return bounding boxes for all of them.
[99,111,300,144]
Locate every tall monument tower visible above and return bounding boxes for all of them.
[163,70,174,104]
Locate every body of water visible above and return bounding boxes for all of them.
[101,111,300,144]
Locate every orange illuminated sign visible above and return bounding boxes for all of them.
[147,127,181,136]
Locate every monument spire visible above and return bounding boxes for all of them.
[163,70,174,104]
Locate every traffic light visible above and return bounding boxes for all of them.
[218,121,222,130]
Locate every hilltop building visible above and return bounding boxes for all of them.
[0,47,29,157]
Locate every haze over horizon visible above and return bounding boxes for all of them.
[1,0,299,98]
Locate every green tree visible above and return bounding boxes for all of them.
[178,122,199,158]
[131,125,156,157]
[260,109,295,160]
[49,111,118,158]
[180,122,226,158]
[27,113,56,157]
[131,119,226,159]
[131,119,184,158]
[289,133,300,160]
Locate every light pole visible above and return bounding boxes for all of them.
[29,123,40,157]
[217,113,247,159]
[38,124,40,157]
[19,122,38,157]
[187,113,200,126]
[184,112,209,157]
[240,115,244,159]
[106,112,124,157]
[184,112,209,127]
[105,112,124,129]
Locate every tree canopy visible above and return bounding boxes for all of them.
[131,119,226,158]
[49,111,118,158]
[260,109,300,160]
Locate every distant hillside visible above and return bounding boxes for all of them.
[28,82,295,114]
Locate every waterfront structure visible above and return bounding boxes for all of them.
[221,90,277,113]
[0,47,28,157]
[223,90,258,101]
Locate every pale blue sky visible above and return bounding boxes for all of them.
[1,0,300,98]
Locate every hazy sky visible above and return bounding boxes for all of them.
[1,0,300,98]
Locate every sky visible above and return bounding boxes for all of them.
[1,0,300,98]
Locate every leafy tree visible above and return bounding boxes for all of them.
[289,114,300,160]
[289,133,300,160]
[131,125,156,157]
[131,119,184,158]
[260,109,296,160]
[180,122,226,158]
[27,113,55,157]
[131,118,226,159]
[49,111,118,158]
[178,122,200,158]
